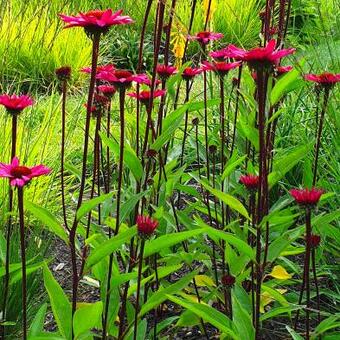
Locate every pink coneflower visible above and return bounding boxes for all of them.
[59,9,133,35]
[226,40,295,70]
[0,94,33,115]
[276,65,293,75]
[239,174,259,191]
[0,157,51,187]
[134,74,162,87]
[128,89,166,106]
[181,67,202,81]
[209,48,229,61]
[202,61,241,77]
[188,31,223,45]
[136,215,159,236]
[290,188,324,208]
[304,72,340,88]
[98,85,116,98]
[97,69,145,88]
[55,66,71,81]
[156,64,177,80]
[81,64,115,74]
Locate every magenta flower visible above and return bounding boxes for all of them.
[209,48,235,61]
[156,64,177,80]
[181,67,202,81]
[59,9,133,35]
[96,69,146,88]
[304,72,340,88]
[136,215,159,236]
[98,85,116,98]
[127,89,166,105]
[133,74,162,87]
[226,40,295,70]
[81,64,115,74]
[0,157,51,187]
[239,174,259,191]
[202,61,241,77]
[290,188,324,208]
[0,94,33,115]
[276,65,293,75]
[188,31,223,45]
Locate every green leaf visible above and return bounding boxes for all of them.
[28,303,48,337]
[200,222,254,260]
[268,143,313,188]
[0,231,6,264]
[270,66,305,105]
[76,192,112,221]
[314,315,340,337]
[286,325,305,340]
[143,229,206,258]
[260,305,301,321]
[120,192,147,223]
[73,301,103,338]
[100,132,143,181]
[10,260,46,284]
[151,105,187,151]
[199,181,250,220]
[43,265,71,339]
[25,201,68,244]
[232,292,254,340]
[166,294,238,339]
[139,270,198,317]
[85,226,137,269]
[222,154,247,180]
[151,98,220,151]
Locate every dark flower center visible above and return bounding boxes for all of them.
[114,70,133,79]
[11,166,32,178]
[86,10,105,19]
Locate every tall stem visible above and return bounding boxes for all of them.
[18,187,27,340]
[133,239,145,340]
[230,65,243,156]
[312,88,329,186]
[305,208,312,340]
[1,113,17,338]
[255,68,268,339]
[61,80,69,230]
[69,33,100,333]
[114,88,126,235]
[312,248,321,324]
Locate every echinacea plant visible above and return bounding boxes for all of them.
[0,94,33,336]
[1,2,339,340]
[304,72,340,185]
[290,188,324,339]
[0,157,50,340]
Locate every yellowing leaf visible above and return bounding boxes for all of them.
[194,275,216,287]
[179,292,208,305]
[260,289,287,313]
[269,265,292,280]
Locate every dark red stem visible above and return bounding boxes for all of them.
[18,187,27,340]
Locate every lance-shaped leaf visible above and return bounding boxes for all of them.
[199,180,250,219]
[85,226,137,269]
[143,228,206,258]
[43,265,71,339]
[166,294,238,339]
[100,132,143,181]
[25,201,68,244]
